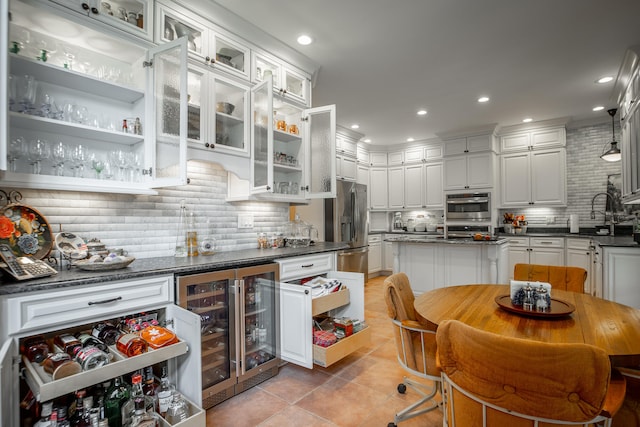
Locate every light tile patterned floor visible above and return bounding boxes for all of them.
[205,276,444,426]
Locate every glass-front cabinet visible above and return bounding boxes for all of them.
[252,51,310,106]
[250,76,335,201]
[155,0,250,80]
[181,64,250,157]
[48,0,154,41]
[2,0,188,194]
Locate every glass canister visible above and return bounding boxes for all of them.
[199,218,216,256]
[535,285,550,312]
[522,285,534,311]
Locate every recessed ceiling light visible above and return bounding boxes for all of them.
[522,118,533,123]
[417,109,427,116]
[596,76,613,84]
[350,124,360,129]
[593,106,605,111]
[297,35,313,45]
[364,138,371,143]
[407,137,415,142]
[478,96,490,103]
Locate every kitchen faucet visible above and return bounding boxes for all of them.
[590,192,616,235]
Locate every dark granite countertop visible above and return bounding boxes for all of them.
[498,230,640,248]
[0,242,349,296]
[384,235,508,245]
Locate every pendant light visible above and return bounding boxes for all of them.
[600,108,621,162]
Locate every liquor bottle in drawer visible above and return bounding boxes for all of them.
[176,263,280,409]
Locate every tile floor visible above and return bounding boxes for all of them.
[205,275,444,427]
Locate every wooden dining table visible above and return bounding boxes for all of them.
[414,284,640,367]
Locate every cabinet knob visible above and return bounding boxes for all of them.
[81,3,90,11]
[464,149,469,153]
[91,7,99,14]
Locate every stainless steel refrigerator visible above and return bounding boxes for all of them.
[324,181,369,274]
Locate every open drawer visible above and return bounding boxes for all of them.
[23,340,188,402]
[313,326,371,368]
[312,288,350,316]
[156,394,206,427]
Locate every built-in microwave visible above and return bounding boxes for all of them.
[445,192,491,221]
[445,224,492,238]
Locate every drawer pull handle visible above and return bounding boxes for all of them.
[301,263,314,268]
[539,241,554,244]
[88,296,123,306]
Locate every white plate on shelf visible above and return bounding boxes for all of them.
[55,232,88,259]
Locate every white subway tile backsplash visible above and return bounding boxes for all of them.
[2,160,289,259]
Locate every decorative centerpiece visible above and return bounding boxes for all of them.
[503,213,528,234]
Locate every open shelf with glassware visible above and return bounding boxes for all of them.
[4,0,188,194]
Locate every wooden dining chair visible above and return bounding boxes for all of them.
[436,319,626,427]
[613,367,640,426]
[514,263,588,293]
[383,273,441,427]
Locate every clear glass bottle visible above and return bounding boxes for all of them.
[156,366,174,418]
[164,392,189,424]
[186,209,198,257]
[121,373,145,426]
[198,218,216,256]
[175,200,188,257]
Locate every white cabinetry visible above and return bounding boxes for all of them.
[500,148,566,207]
[248,77,336,201]
[602,247,640,309]
[387,166,405,209]
[251,50,311,106]
[369,152,387,166]
[368,235,382,276]
[387,151,404,166]
[0,275,204,426]
[369,167,388,209]
[403,164,425,209]
[357,146,370,164]
[615,47,640,203]
[335,128,360,182]
[277,253,370,369]
[155,0,251,81]
[424,162,444,209]
[499,127,566,152]
[4,1,189,194]
[337,155,357,181]
[444,152,494,191]
[50,0,154,41]
[504,236,565,279]
[185,63,251,157]
[443,134,495,156]
[383,235,394,271]
[565,238,594,294]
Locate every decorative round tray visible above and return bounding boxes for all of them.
[0,203,53,259]
[495,295,575,318]
[73,256,135,271]
[55,232,88,259]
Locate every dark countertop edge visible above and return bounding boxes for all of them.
[385,237,508,245]
[0,242,349,296]
[497,233,639,248]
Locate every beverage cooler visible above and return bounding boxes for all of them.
[175,263,280,409]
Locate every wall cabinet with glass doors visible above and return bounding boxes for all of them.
[180,63,250,157]
[48,0,154,41]
[246,76,336,202]
[251,51,311,106]
[155,1,250,81]
[2,0,188,194]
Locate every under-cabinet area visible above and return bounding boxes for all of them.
[0,274,205,426]
[276,253,370,369]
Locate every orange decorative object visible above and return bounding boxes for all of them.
[140,325,179,349]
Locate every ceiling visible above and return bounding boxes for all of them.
[213,0,640,145]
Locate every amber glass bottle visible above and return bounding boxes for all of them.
[116,333,149,357]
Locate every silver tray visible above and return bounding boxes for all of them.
[74,256,135,271]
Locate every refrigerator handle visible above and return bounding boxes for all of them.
[351,191,357,242]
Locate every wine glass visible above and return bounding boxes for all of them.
[8,74,18,112]
[51,141,69,176]
[90,153,106,179]
[28,139,50,175]
[110,149,129,181]
[71,144,87,178]
[8,136,27,172]
[17,74,37,114]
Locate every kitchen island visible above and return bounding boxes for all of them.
[385,236,509,294]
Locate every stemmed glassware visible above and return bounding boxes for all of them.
[110,149,130,181]
[8,136,27,172]
[71,144,87,178]
[17,75,37,114]
[90,153,107,179]
[51,142,69,176]
[28,139,50,175]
